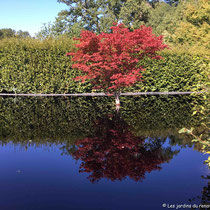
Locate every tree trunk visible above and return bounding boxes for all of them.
[114,91,120,106]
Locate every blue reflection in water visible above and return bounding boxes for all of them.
[0,96,209,209]
[0,141,208,210]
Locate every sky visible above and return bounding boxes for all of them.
[0,0,68,36]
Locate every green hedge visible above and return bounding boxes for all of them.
[0,37,208,93]
[125,52,209,92]
[0,37,92,93]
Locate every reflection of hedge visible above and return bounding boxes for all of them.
[0,38,208,93]
[0,97,112,144]
[121,95,204,136]
[0,96,203,145]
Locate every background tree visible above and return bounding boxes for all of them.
[16,30,30,38]
[37,0,188,39]
[36,19,83,39]
[119,0,151,29]
[172,0,210,50]
[0,28,30,39]
[145,1,184,40]
[57,0,107,33]
[0,28,16,39]
[55,0,151,34]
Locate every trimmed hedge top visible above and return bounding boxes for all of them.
[0,37,208,94]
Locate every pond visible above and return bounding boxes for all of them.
[0,96,209,210]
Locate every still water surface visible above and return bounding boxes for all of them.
[0,96,209,210]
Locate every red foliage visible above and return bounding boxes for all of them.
[72,115,174,183]
[66,24,167,91]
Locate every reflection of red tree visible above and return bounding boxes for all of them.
[73,115,175,183]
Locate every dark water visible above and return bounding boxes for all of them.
[0,96,209,210]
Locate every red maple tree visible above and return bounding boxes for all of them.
[67,23,167,105]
